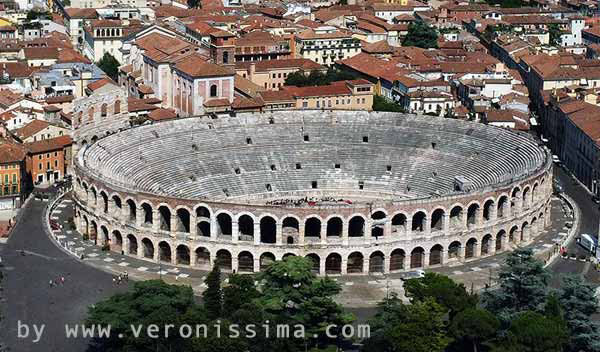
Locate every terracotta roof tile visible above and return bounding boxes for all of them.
[14,119,49,139]
[0,139,26,163]
[148,108,177,121]
[25,135,72,154]
[173,53,234,78]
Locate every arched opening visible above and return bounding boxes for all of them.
[238,251,254,272]
[511,187,521,210]
[127,234,137,255]
[216,249,232,270]
[430,244,443,266]
[467,203,479,228]
[210,84,218,97]
[88,106,94,119]
[282,253,296,260]
[497,196,508,218]
[141,203,153,226]
[449,205,464,228]
[90,188,97,207]
[326,217,343,238]
[371,211,386,237]
[348,216,365,237]
[410,247,424,268]
[100,192,108,213]
[412,211,426,233]
[496,230,505,251]
[196,206,210,220]
[100,226,109,245]
[216,213,232,237]
[369,251,385,273]
[89,221,97,242]
[126,199,136,222]
[176,208,191,233]
[111,195,122,216]
[483,199,494,221]
[111,230,122,252]
[142,238,154,259]
[260,252,275,271]
[509,225,519,243]
[158,241,171,263]
[448,241,461,260]
[430,209,444,231]
[390,249,405,272]
[286,236,294,244]
[391,213,407,234]
[282,217,299,243]
[176,245,190,265]
[305,217,321,241]
[481,234,493,255]
[197,221,210,238]
[158,206,171,231]
[195,247,210,268]
[82,216,89,237]
[325,253,342,274]
[521,222,529,241]
[465,238,477,259]
[223,51,229,64]
[522,187,530,208]
[306,253,320,274]
[532,184,538,203]
[347,252,364,273]
[260,216,276,244]
[101,103,107,117]
[114,100,121,114]
[238,215,254,241]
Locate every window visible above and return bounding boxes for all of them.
[334,163,340,169]
[311,181,317,189]
[46,153,50,158]
[210,84,218,97]
[223,51,229,64]
[270,164,277,171]
[296,163,302,169]
[54,151,58,157]
[266,184,272,191]
[358,181,364,190]
[387,165,392,172]
[54,160,58,168]
[246,137,252,145]
[234,168,241,174]
[47,162,50,169]
[302,101,308,108]
[431,142,437,149]
[38,163,42,170]
[303,135,309,142]
[363,136,369,143]
[38,155,42,160]
[277,73,281,78]
[316,101,320,108]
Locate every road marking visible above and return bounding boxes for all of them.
[452,270,463,275]
[87,253,99,258]
[104,258,114,262]
[53,210,62,214]
[118,262,130,267]
[177,274,190,279]
[344,282,354,286]
[471,267,482,272]
[137,267,148,271]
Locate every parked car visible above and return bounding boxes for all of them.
[400,270,425,281]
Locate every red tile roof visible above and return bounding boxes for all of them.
[25,135,72,154]
[148,108,177,121]
[173,53,234,78]
[0,139,26,163]
[14,119,49,140]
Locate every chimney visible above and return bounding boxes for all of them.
[249,63,256,81]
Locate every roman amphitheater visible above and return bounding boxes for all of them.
[71,106,553,275]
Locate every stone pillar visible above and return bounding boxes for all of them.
[403,255,410,270]
[342,221,349,245]
[476,208,483,227]
[137,241,143,258]
[423,252,430,268]
[545,206,551,226]
[190,214,197,236]
[123,236,130,255]
[153,244,159,262]
[364,220,372,243]
[384,221,391,238]
[276,222,283,245]
[170,215,178,237]
[489,239,496,255]
[501,232,508,251]
[254,223,260,245]
[231,256,239,273]
[406,218,412,237]
[514,229,522,244]
[503,202,510,219]
[341,256,348,275]
[189,249,197,267]
[443,214,450,233]
[253,258,260,273]
[136,206,143,227]
[152,210,160,232]
[490,205,498,222]
[210,218,218,241]
[473,243,480,258]
[523,225,531,242]
[384,256,390,274]
[171,248,177,265]
[319,257,326,275]
[231,222,239,243]
[424,217,431,235]
[298,223,305,245]
[320,223,327,244]
[363,257,370,274]
[459,244,466,261]
[442,249,448,265]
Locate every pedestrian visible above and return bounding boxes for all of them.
[112,277,116,285]
[49,280,53,287]
[124,271,128,281]
[60,276,65,285]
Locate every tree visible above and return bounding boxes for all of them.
[494,311,568,352]
[404,272,478,319]
[557,275,600,352]
[402,21,438,49]
[203,264,222,320]
[548,23,562,46]
[284,68,357,87]
[96,52,120,81]
[364,295,452,352]
[372,95,404,112]
[482,249,550,324]
[86,280,195,351]
[449,308,500,352]
[26,9,51,21]
[257,256,354,349]
[222,273,260,318]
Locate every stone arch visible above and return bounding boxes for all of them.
[325,253,342,274]
[175,207,191,233]
[449,204,464,228]
[141,238,154,258]
[371,211,387,237]
[158,241,171,263]
[114,100,121,114]
[90,187,97,207]
[511,186,521,209]
[483,198,495,221]
[410,247,425,268]
[347,252,364,273]
[125,199,136,222]
[429,244,443,266]
[195,205,211,219]
[260,216,276,244]
[216,249,232,270]
[176,244,190,265]
[496,229,506,251]
[348,215,366,237]
[497,195,509,218]
[369,251,385,273]
[260,252,275,271]
[430,208,445,231]
[100,225,109,245]
[282,253,296,260]
[238,251,254,272]
[195,247,210,268]
[282,216,299,243]
[305,216,322,240]
[532,182,539,203]
[390,248,405,272]
[89,220,97,242]
[510,225,519,243]
[197,220,210,238]
[238,214,254,241]
[88,106,94,120]
[522,186,531,208]
[467,202,480,228]
[127,234,137,255]
[481,234,493,255]
[111,230,122,252]
[100,191,108,213]
[305,253,320,274]
[412,211,426,233]
[111,194,122,216]
[448,241,461,260]
[326,216,343,238]
[100,103,107,117]
[141,202,153,226]
[158,205,172,231]
[216,212,232,236]
[465,238,477,258]
[391,212,407,234]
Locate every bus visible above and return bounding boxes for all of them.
[578,234,597,254]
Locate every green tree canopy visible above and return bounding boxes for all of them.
[449,308,500,352]
[284,68,357,87]
[493,311,568,352]
[203,264,222,320]
[96,52,120,81]
[372,95,404,112]
[402,21,438,49]
[557,275,600,352]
